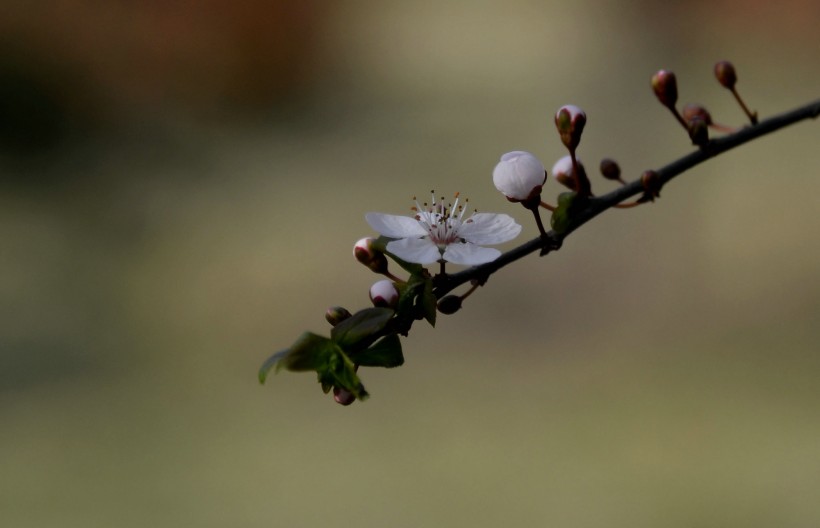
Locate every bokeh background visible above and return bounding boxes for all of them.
[2,1,819,527]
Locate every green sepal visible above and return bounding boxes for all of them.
[421,277,437,327]
[316,348,368,400]
[372,236,428,275]
[550,191,579,234]
[351,333,404,368]
[258,332,335,384]
[330,307,394,349]
[392,272,436,331]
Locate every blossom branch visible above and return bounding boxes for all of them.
[261,59,819,405]
[434,97,820,298]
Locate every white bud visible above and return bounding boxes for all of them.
[492,151,546,203]
[354,237,375,258]
[369,279,399,308]
[551,155,585,191]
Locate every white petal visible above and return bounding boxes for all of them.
[386,237,442,264]
[365,213,428,238]
[457,213,521,245]
[442,242,501,265]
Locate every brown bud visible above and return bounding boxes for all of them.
[641,170,662,200]
[651,70,678,109]
[682,103,713,126]
[599,158,621,181]
[325,306,352,326]
[714,61,737,89]
[437,295,462,315]
[687,115,709,147]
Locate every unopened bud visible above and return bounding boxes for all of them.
[325,306,352,326]
[682,103,713,126]
[333,386,356,406]
[687,115,709,146]
[555,105,586,151]
[437,295,462,315]
[599,158,621,181]
[641,170,662,200]
[651,70,678,108]
[492,151,546,203]
[369,279,399,308]
[714,61,737,89]
[551,155,586,191]
[354,237,389,274]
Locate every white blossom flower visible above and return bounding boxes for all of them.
[492,151,546,202]
[366,193,521,266]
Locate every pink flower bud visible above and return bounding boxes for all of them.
[555,105,587,151]
[369,279,399,308]
[333,386,356,406]
[551,155,587,191]
[354,237,388,274]
[492,151,546,203]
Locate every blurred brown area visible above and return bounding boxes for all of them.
[0,1,321,131]
[1,1,819,527]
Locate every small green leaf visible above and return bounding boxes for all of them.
[331,307,394,348]
[351,333,404,368]
[259,332,336,384]
[258,348,289,384]
[550,191,579,234]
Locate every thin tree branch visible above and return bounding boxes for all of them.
[434,98,820,298]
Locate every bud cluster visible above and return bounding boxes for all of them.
[651,60,758,146]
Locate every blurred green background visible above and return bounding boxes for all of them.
[2,1,819,526]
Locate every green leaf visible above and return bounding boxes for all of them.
[258,348,288,384]
[550,191,579,234]
[281,332,337,371]
[351,333,404,368]
[258,332,336,383]
[331,307,394,348]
